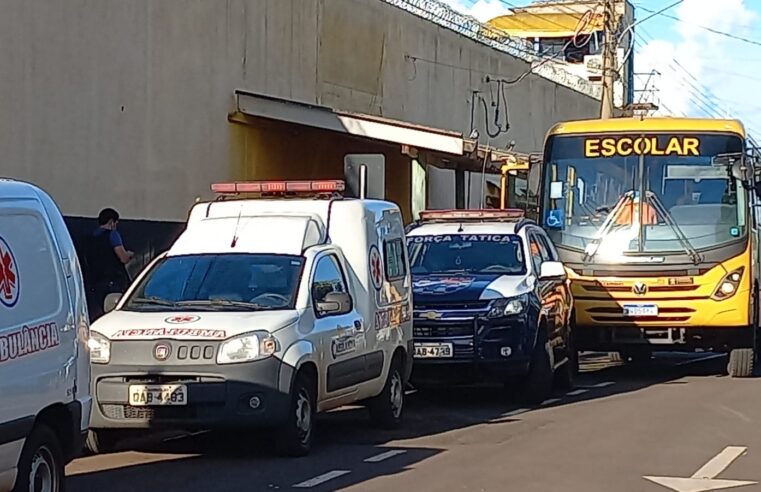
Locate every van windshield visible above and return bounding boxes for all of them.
[406,234,526,275]
[123,254,304,312]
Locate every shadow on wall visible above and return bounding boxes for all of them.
[64,216,185,283]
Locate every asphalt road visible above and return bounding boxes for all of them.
[67,353,761,492]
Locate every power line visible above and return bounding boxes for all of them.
[634,3,761,48]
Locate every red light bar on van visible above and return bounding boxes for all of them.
[419,209,525,222]
[211,180,345,194]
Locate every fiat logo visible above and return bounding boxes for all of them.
[154,343,171,361]
[632,282,648,296]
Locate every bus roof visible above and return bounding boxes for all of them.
[546,117,746,139]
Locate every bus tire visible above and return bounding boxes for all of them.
[727,348,754,378]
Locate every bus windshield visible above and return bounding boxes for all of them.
[541,133,746,258]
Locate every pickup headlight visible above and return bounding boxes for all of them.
[88,331,111,364]
[712,267,744,300]
[487,295,528,318]
[217,331,279,365]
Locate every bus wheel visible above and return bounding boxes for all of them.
[727,348,754,378]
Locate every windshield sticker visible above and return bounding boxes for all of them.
[407,235,517,244]
[584,136,700,158]
[545,210,565,230]
[0,235,20,309]
[165,315,200,324]
[0,322,60,363]
[413,277,475,295]
[112,328,227,339]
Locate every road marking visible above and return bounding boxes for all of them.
[293,470,351,488]
[643,446,756,492]
[503,408,530,417]
[364,450,407,463]
[566,389,589,396]
[589,381,615,388]
[541,398,561,405]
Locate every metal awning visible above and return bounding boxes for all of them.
[233,90,464,155]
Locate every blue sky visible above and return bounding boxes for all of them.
[440,0,761,137]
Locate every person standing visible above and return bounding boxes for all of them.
[85,208,134,320]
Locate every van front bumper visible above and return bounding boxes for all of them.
[90,357,291,431]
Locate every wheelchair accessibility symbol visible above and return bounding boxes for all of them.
[545,209,564,229]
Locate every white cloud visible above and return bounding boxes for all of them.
[635,0,759,130]
[439,0,511,23]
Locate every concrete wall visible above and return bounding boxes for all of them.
[0,0,599,223]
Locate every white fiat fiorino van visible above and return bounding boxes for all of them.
[0,179,91,492]
[87,180,413,456]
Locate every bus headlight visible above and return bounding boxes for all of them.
[712,268,744,300]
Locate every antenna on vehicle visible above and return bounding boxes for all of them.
[479,138,491,209]
[359,164,368,199]
[230,206,243,248]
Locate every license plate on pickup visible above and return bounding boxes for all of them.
[414,343,453,358]
[128,384,188,406]
[622,304,658,317]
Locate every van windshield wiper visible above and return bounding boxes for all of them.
[129,296,177,307]
[174,299,273,311]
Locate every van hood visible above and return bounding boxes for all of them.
[412,273,532,303]
[91,310,300,341]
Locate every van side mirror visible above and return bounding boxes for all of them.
[316,291,352,316]
[539,261,566,280]
[104,293,123,313]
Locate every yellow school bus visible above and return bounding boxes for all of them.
[539,117,760,376]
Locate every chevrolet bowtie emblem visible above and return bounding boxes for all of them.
[420,311,442,320]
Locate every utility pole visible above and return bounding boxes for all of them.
[600,0,619,119]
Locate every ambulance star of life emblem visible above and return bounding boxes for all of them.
[153,343,171,361]
[0,235,20,308]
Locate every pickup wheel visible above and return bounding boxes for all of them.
[368,357,404,429]
[85,430,120,455]
[276,372,316,457]
[520,330,554,404]
[555,335,578,390]
[13,424,64,492]
[728,348,754,378]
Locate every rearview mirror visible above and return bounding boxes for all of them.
[539,261,566,280]
[104,293,123,313]
[316,291,352,316]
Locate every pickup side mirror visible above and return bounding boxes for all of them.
[316,291,352,317]
[539,261,567,280]
[104,293,123,313]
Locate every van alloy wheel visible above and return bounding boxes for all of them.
[295,388,313,445]
[390,371,404,419]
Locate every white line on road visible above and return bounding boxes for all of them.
[503,408,530,417]
[293,470,351,488]
[566,389,589,396]
[589,381,615,388]
[541,398,561,405]
[364,450,407,463]
[691,446,748,479]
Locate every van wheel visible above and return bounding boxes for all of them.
[85,430,120,455]
[368,358,404,429]
[520,332,554,404]
[728,348,754,378]
[13,424,64,492]
[275,372,316,457]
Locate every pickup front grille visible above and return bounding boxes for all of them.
[414,325,474,337]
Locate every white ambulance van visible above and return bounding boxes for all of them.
[87,180,413,456]
[0,179,91,492]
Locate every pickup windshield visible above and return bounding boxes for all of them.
[123,254,304,312]
[407,234,526,275]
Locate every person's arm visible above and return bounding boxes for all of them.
[109,230,134,264]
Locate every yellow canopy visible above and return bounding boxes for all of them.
[485,12,604,38]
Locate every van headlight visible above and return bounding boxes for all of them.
[712,267,744,300]
[488,295,528,318]
[217,331,279,365]
[88,331,111,364]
